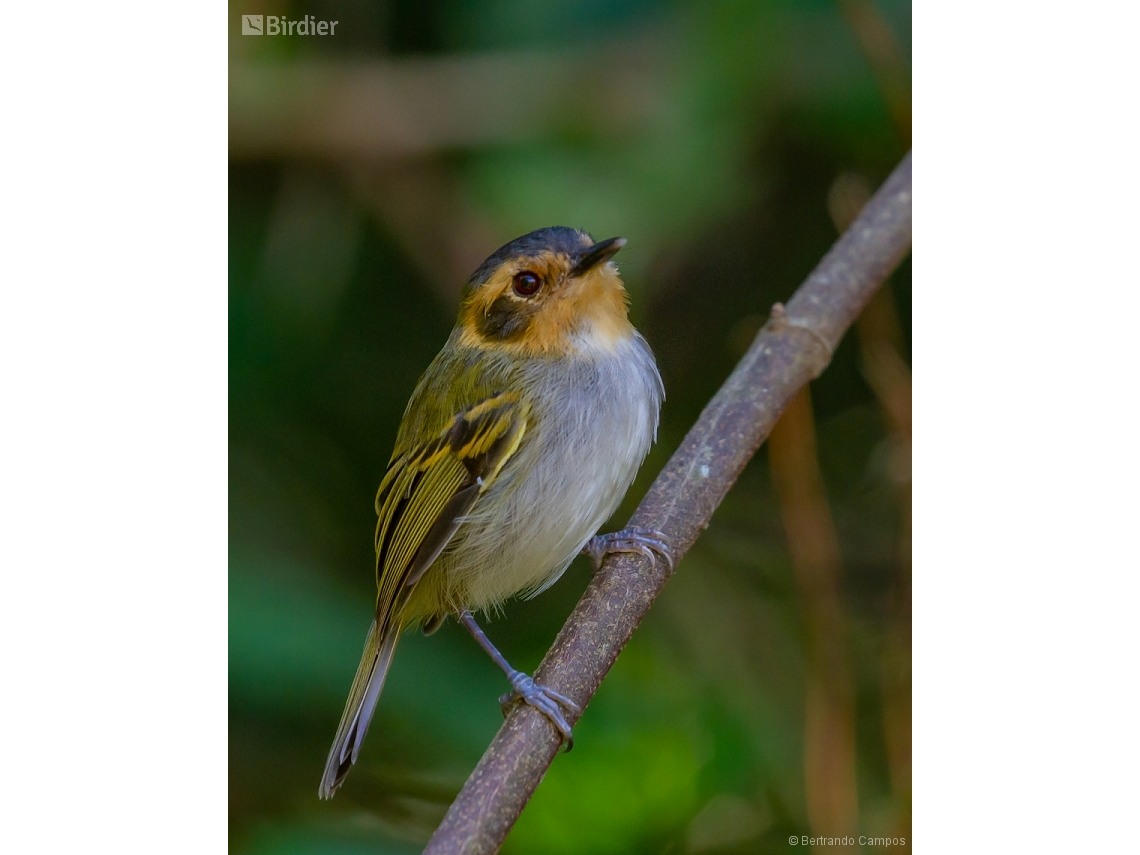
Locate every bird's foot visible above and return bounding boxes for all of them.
[499,671,581,751]
[583,526,674,572]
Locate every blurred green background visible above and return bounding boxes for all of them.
[229,0,911,852]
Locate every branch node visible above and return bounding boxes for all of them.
[766,301,834,377]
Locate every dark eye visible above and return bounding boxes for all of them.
[512,271,541,297]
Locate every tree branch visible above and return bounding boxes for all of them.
[229,45,666,160]
[424,151,913,855]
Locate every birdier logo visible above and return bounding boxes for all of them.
[241,14,339,36]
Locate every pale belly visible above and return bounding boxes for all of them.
[406,335,662,619]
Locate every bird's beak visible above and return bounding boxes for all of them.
[570,237,626,276]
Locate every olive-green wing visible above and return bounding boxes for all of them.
[371,390,529,629]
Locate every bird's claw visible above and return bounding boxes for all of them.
[499,671,581,751]
[583,526,674,572]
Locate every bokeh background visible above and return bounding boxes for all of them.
[229,0,911,852]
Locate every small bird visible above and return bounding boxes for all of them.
[319,226,671,799]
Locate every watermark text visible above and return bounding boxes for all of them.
[242,15,338,36]
[789,836,907,847]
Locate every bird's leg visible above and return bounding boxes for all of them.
[583,526,674,572]
[457,610,581,750]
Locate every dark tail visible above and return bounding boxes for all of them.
[318,619,401,799]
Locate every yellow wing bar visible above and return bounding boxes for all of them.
[371,391,529,629]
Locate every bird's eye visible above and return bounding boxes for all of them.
[512,271,541,297]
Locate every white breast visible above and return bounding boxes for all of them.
[447,333,663,612]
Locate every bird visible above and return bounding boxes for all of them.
[319,226,671,799]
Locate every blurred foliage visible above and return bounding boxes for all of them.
[229,0,911,852]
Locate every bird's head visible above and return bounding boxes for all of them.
[456,227,633,356]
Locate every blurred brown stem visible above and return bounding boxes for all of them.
[423,152,912,855]
[830,171,912,831]
[769,388,859,852]
[857,287,913,830]
[834,0,912,145]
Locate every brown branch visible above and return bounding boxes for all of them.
[423,151,913,855]
[228,45,666,160]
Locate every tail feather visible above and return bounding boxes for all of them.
[319,619,401,799]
